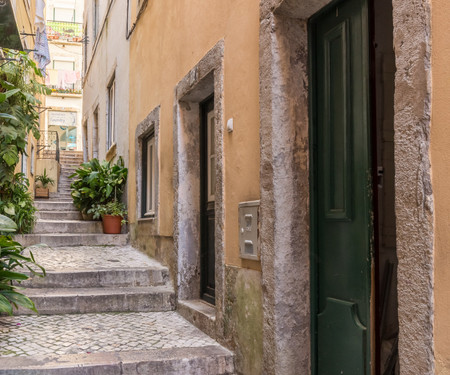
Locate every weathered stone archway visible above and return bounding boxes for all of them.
[258,0,434,374]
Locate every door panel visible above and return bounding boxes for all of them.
[310,0,371,373]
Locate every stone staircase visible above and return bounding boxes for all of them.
[17,151,128,247]
[1,152,235,374]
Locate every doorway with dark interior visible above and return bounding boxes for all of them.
[309,0,398,373]
[200,95,216,305]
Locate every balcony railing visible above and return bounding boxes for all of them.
[46,21,83,42]
[37,131,60,163]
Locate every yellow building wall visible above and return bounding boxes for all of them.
[128,0,261,269]
[431,0,450,373]
[13,0,36,50]
[10,0,39,193]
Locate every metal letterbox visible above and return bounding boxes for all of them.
[238,200,260,260]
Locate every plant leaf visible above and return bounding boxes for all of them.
[0,270,29,281]
[0,294,13,315]
[0,113,18,121]
[1,290,37,313]
[0,214,17,232]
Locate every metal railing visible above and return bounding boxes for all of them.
[46,21,83,42]
[37,130,60,163]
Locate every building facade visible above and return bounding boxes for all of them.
[82,0,450,374]
[82,0,129,165]
[44,0,84,153]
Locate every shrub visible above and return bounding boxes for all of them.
[0,214,45,315]
[70,157,128,214]
[35,168,55,188]
[88,201,127,221]
[0,173,36,234]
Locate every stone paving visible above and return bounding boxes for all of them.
[0,311,220,358]
[23,245,164,271]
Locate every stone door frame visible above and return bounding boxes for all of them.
[259,0,434,374]
[173,40,226,336]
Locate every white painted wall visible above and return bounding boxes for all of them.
[82,0,129,165]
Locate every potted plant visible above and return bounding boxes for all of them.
[70,157,128,220]
[88,201,127,234]
[35,169,55,199]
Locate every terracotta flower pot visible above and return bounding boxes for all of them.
[102,215,122,234]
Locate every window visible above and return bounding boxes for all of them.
[93,107,99,159]
[53,59,75,71]
[142,133,156,217]
[135,106,160,220]
[207,110,216,202]
[21,152,27,175]
[107,79,115,150]
[93,0,99,40]
[53,7,75,22]
[30,144,34,176]
[83,24,88,73]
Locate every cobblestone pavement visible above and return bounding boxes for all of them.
[23,245,164,271]
[0,311,219,357]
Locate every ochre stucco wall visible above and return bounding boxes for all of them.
[432,1,450,372]
[128,0,261,269]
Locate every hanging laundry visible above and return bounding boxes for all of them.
[47,69,58,86]
[35,0,45,32]
[66,70,78,85]
[34,0,51,75]
[57,70,66,89]
[34,29,51,74]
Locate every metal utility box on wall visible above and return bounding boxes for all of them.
[239,200,260,260]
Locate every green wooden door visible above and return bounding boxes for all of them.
[310,0,372,373]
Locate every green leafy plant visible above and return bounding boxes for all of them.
[0,49,50,233]
[35,168,55,188]
[70,157,128,214]
[0,173,36,233]
[0,49,51,188]
[0,214,46,315]
[88,201,127,223]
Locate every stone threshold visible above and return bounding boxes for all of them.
[178,299,216,339]
[0,346,235,375]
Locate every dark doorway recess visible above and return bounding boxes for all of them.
[370,0,399,373]
[309,0,399,373]
[200,95,216,305]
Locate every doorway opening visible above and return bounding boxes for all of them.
[200,95,216,305]
[309,0,398,373]
[371,0,399,373]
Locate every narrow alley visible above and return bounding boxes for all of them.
[0,151,233,373]
[1,0,450,374]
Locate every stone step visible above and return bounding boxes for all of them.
[46,197,72,203]
[60,168,78,173]
[0,347,235,375]
[15,233,128,247]
[0,312,235,374]
[22,267,169,288]
[61,163,79,167]
[48,192,72,199]
[60,173,75,179]
[34,201,77,211]
[16,285,175,315]
[34,220,103,234]
[36,210,82,220]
